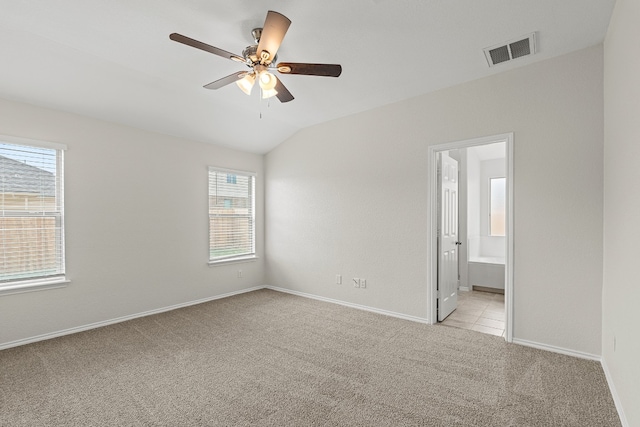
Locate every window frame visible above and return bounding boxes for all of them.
[207,166,257,265]
[0,135,68,296]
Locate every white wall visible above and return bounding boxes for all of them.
[603,0,640,424]
[265,45,604,355]
[0,98,264,347]
[458,149,469,289]
[466,148,481,240]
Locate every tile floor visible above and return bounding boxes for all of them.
[441,289,505,337]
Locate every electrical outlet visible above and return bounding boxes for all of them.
[353,278,360,288]
[237,270,242,278]
[360,279,366,288]
[336,274,342,285]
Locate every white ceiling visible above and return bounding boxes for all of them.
[468,142,506,162]
[0,1,616,154]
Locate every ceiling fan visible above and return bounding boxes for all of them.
[170,10,342,103]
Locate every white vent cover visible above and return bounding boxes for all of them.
[483,33,537,67]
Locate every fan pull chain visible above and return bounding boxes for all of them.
[258,87,272,119]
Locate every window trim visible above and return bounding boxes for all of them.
[0,276,69,296]
[0,134,67,151]
[207,254,258,266]
[0,135,68,295]
[207,166,256,266]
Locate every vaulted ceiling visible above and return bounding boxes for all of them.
[0,1,616,153]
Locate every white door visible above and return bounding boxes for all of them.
[438,152,459,321]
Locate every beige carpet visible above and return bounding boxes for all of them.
[0,289,620,426]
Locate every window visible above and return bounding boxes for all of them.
[0,137,66,289]
[208,168,255,263]
[489,177,506,236]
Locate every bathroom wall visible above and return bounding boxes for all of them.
[466,148,481,240]
[458,149,469,290]
[467,145,506,261]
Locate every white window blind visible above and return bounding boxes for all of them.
[0,140,65,284]
[208,168,255,262]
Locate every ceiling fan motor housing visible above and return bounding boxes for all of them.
[242,45,259,63]
[243,29,277,66]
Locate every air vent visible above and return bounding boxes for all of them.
[483,33,536,67]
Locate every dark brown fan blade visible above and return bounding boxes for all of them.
[256,11,291,65]
[274,77,294,103]
[276,62,342,77]
[170,33,243,62]
[203,72,247,90]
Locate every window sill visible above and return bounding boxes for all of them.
[208,255,258,266]
[0,277,70,296]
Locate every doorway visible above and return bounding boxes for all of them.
[427,133,514,342]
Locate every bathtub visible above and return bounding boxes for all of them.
[468,237,505,291]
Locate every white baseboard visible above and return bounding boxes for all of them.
[601,357,630,427]
[459,286,470,292]
[0,286,264,351]
[511,338,601,361]
[264,285,430,324]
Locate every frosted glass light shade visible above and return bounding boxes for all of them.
[258,71,277,91]
[236,73,256,95]
[261,88,278,99]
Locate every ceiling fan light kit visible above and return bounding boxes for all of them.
[258,71,278,99]
[259,71,277,89]
[236,72,256,95]
[261,87,278,100]
[170,10,342,103]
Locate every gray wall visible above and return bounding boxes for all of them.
[0,98,264,346]
[603,0,640,424]
[265,45,604,356]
